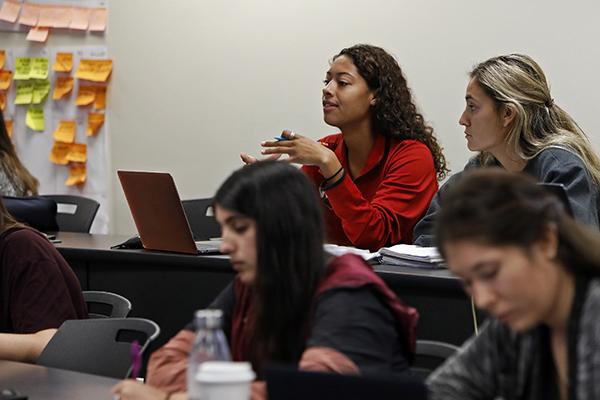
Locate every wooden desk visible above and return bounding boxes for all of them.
[0,361,119,400]
[55,233,475,351]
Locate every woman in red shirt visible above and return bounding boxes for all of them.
[243,44,447,251]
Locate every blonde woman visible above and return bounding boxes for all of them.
[0,112,38,196]
[414,54,600,246]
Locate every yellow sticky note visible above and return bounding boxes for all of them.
[76,59,113,82]
[53,52,73,72]
[89,8,107,32]
[0,1,20,24]
[5,119,13,138]
[69,7,90,30]
[94,86,106,109]
[15,81,34,105]
[65,164,86,186]
[14,57,32,80]
[32,79,51,104]
[53,120,76,143]
[53,76,74,100]
[75,85,96,106]
[0,70,12,90]
[26,106,44,131]
[18,3,39,27]
[0,50,5,69]
[26,26,49,43]
[0,91,6,111]
[67,143,86,163]
[30,58,49,80]
[49,141,71,164]
[87,112,104,136]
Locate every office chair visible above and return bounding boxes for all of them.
[411,339,460,380]
[83,291,132,318]
[2,196,59,232]
[37,318,160,379]
[181,198,221,240]
[41,194,100,233]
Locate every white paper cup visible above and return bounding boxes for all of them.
[196,361,255,400]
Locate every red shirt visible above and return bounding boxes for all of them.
[303,134,438,251]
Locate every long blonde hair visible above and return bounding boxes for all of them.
[471,54,600,187]
[0,112,38,195]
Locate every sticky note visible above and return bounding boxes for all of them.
[87,112,104,136]
[14,57,32,80]
[50,141,71,164]
[69,7,91,30]
[0,0,20,24]
[0,91,6,111]
[5,119,13,138]
[0,50,5,69]
[32,79,51,104]
[67,143,86,163]
[15,82,34,105]
[53,76,74,100]
[18,3,39,27]
[0,70,12,90]
[53,52,73,72]
[26,26,50,43]
[30,58,49,80]
[94,86,106,109]
[26,106,44,131]
[38,5,71,28]
[89,7,107,32]
[65,164,86,186]
[75,85,96,106]
[76,59,113,82]
[53,120,76,143]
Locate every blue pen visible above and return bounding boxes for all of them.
[273,136,290,141]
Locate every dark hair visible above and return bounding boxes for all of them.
[435,169,600,277]
[214,161,325,366]
[335,44,448,180]
[0,112,39,195]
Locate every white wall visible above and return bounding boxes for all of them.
[4,0,600,235]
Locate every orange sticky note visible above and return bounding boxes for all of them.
[5,119,13,138]
[87,112,104,136]
[0,91,6,111]
[69,7,91,30]
[0,71,12,90]
[0,50,5,70]
[26,26,49,43]
[75,85,96,106]
[18,3,40,27]
[89,7,107,32]
[53,52,73,72]
[65,164,86,186]
[76,59,112,82]
[0,0,20,24]
[38,5,71,28]
[53,120,77,143]
[49,141,71,165]
[94,86,106,109]
[67,143,86,163]
[53,76,74,100]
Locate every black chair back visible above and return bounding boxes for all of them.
[83,291,132,319]
[411,339,459,380]
[37,318,160,379]
[41,195,100,233]
[181,198,221,240]
[2,196,59,232]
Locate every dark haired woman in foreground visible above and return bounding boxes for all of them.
[113,161,416,400]
[428,169,600,400]
[243,44,447,251]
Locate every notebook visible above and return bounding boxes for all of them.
[117,170,221,255]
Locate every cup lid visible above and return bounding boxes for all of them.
[196,361,256,383]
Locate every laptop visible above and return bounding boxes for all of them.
[266,366,427,400]
[117,170,221,255]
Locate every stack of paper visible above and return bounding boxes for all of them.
[379,244,445,268]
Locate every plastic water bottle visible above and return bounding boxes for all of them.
[187,309,232,400]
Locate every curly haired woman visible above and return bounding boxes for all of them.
[242,44,447,251]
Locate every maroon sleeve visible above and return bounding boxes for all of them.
[325,141,438,250]
[2,229,87,333]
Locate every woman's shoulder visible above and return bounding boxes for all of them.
[532,145,586,167]
[0,227,53,255]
